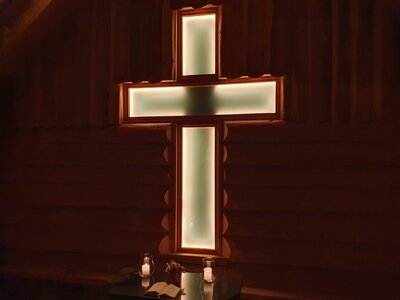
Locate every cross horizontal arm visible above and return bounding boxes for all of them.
[124,77,282,122]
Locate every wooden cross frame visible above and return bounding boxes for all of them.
[121,5,283,255]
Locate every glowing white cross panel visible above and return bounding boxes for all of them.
[182,14,216,75]
[123,6,283,254]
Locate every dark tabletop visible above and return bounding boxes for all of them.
[109,270,242,300]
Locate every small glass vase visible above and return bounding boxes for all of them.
[139,253,155,278]
[202,257,215,283]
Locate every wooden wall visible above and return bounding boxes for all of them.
[223,121,400,299]
[1,0,400,299]
[0,126,173,273]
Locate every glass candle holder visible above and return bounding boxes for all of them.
[202,257,215,282]
[139,253,154,278]
[141,276,153,288]
[202,281,214,300]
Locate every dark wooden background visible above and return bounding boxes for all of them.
[0,0,399,299]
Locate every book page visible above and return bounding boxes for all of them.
[159,284,181,299]
[145,282,168,297]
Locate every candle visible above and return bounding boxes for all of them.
[142,263,150,276]
[203,267,213,282]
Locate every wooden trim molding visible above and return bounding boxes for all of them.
[175,6,221,82]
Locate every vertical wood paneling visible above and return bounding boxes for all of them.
[269,0,294,120]
[353,0,374,121]
[331,0,352,121]
[247,0,273,77]
[291,0,309,122]
[161,0,173,80]
[372,0,383,119]
[113,0,132,83]
[307,0,332,122]
[381,0,400,121]
[108,0,118,125]
[129,0,163,83]
[41,46,56,128]
[89,0,111,127]
[350,0,359,121]
[74,5,92,128]
[221,0,248,78]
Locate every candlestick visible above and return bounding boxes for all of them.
[203,282,214,300]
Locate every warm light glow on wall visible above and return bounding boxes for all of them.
[182,14,216,76]
[182,127,215,249]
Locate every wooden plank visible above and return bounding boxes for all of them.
[2,126,171,145]
[0,265,66,282]
[108,0,119,125]
[221,0,248,77]
[372,0,383,119]
[89,0,112,127]
[0,248,139,274]
[7,143,171,166]
[307,0,332,122]
[0,207,168,233]
[74,4,92,127]
[350,0,359,121]
[161,0,173,80]
[225,141,400,166]
[229,262,400,300]
[381,0,400,121]
[353,0,374,121]
[333,0,352,121]
[269,0,294,122]
[0,225,163,255]
[0,265,110,288]
[247,0,273,77]
[224,165,400,188]
[113,0,132,83]
[288,0,310,122]
[0,164,171,185]
[54,23,76,128]
[224,185,400,214]
[30,56,46,127]
[0,182,169,209]
[11,68,28,127]
[224,211,400,245]
[241,286,364,300]
[0,275,108,299]
[225,122,400,143]
[226,236,400,273]
[130,0,163,83]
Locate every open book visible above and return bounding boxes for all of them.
[145,282,181,298]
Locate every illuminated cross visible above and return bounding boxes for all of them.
[121,6,283,255]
